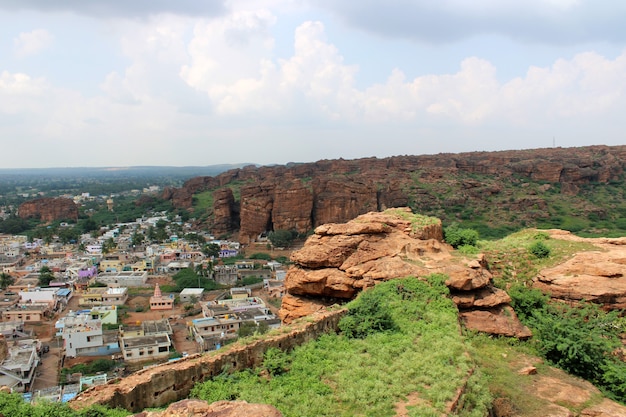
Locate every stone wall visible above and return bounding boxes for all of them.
[70,310,346,413]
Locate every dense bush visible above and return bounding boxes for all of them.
[267,229,298,248]
[444,224,479,248]
[510,286,626,401]
[528,241,551,258]
[0,392,127,417]
[61,359,118,380]
[338,290,397,338]
[263,347,290,376]
[172,268,219,291]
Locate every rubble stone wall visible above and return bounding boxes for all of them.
[71,310,346,413]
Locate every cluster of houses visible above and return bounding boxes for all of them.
[190,287,281,351]
[0,225,287,398]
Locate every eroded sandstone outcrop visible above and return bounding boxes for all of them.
[18,197,78,223]
[279,208,531,338]
[533,230,626,310]
[164,145,626,243]
[133,399,283,417]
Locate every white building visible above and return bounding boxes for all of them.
[57,315,103,358]
[0,339,40,392]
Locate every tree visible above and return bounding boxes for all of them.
[38,266,55,287]
[0,273,14,290]
[202,243,220,258]
[172,268,218,291]
[185,233,206,245]
[102,237,117,254]
[79,217,98,234]
[131,231,145,247]
[268,229,298,248]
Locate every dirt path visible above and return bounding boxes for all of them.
[31,345,61,391]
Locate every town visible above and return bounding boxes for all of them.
[0,186,289,403]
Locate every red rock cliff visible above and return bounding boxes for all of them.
[164,145,626,243]
[18,197,78,223]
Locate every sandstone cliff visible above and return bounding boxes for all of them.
[18,197,78,223]
[163,145,626,244]
[533,230,626,310]
[279,208,531,338]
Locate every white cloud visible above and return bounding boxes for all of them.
[13,29,53,58]
[2,2,626,168]
[179,14,626,132]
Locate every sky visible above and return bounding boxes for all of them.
[1,0,625,168]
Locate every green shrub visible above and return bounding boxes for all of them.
[249,252,272,261]
[528,241,550,258]
[444,224,479,248]
[338,290,397,338]
[532,304,621,385]
[508,285,548,322]
[268,229,298,248]
[533,231,550,240]
[263,347,290,376]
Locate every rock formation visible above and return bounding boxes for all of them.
[533,230,626,310]
[18,197,78,223]
[163,145,626,244]
[133,399,283,417]
[279,208,531,338]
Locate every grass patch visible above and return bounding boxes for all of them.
[192,190,214,211]
[383,208,440,231]
[479,229,598,285]
[191,276,491,417]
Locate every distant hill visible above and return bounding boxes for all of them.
[0,164,256,203]
[162,145,626,241]
[0,164,255,180]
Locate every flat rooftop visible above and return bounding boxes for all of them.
[121,334,170,349]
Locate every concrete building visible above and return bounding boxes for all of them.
[213,265,238,286]
[79,287,128,307]
[0,338,40,392]
[179,288,204,303]
[212,297,267,312]
[19,287,58,309]
[2,304,50,323]
[58,315,103,357]
[120,333,171,362]
[190,316,241,351]
[96,270,148,287]
[230,287,251,300]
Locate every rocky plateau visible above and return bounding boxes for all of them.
[163,145,626,243]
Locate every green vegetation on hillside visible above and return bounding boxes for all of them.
[192,276,491,417]
[0,392,128,417]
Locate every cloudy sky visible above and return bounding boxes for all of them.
[1,0,625,168]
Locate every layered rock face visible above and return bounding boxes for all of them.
[279,208,531,338]
[18,197,78,223]
[133,399,283,417]
[164,145,626,243]
[533,230,626,310]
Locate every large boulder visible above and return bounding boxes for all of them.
[280,208,530,338]
[533,237,626,310]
